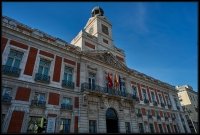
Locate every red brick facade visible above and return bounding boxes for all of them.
[15,87,31,101]
[48,92,60,105]
[53,56,62,82]
[1,37,8,53]
[76,63,80,87]
[137,83,143,101]
[10,40,28,50]
[74,116,78,133]
[74,97,79,108]
[64,58,76,66]
[24,47,38,76]
[85,41,95,49]
[39,50,54,58]
[7,111,24,133]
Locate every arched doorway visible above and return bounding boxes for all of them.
[106,108,118,133]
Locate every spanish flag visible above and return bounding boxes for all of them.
[114,73,119,88]
[107,73,113,88]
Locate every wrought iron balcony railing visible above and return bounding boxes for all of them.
[153,101,158,106]
[132,95,139,101]
[172,117,176,121]
[137,113,142,117]
[2,65,21,77]
[2,95,12,104]
[161,103,165,108]
[31,100,46,108]
[35,73,50,83]
[168,104,172,109]
[62,80,74,89]
[81,83,133,100]
[157,115,161,120]
[148,115,152,119]
[60,104,73,110]
[144,99,149,104]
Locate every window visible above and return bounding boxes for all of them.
[2,87,12,97]
[139,123,144,133]
[59,119,71,133]
[125,122,131,133]
[38,59,51,75]
[121,82,126,96]
[63,66,73,82]
[166,124,171,133]
[34,92,45,102]
[103,39,108,44]
[151,91,155,102]
[174,125,178,133]
[132,86,137,96]
[62,97,71,105]
[88,73,96,90]
[135,108,141,114]
[158,124,163,133]
[148,110,151,115]
[149,123,154,133]
[27,116,46,133]
[159,94,163,103]
[2,87,12,102]
[142,89,147,100]
[102,24,109,35]
[6,49,23,68]
[89,120,96,133]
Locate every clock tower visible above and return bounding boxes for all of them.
[71,6,126,64]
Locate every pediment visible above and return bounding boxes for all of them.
[82,50,128,72]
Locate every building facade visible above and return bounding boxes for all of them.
[2,7,191,133]
[176,85,198,133]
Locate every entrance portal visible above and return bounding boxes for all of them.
[106,108,118,133]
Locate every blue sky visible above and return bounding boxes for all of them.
[2,2,198,91]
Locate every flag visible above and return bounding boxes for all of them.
[107,73,113,88]
[114,73,119,88]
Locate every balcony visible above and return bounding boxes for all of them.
[35,73,50,83]
[132,95,139,101]
[157,115,161,120]
[137,113,142,117]
[2,65,21,77]
[60,104,73,110]
[172,117,176,121]
[153,101,158,106]
[2,94,12,104]
[161,103,165,108]
[62,80,74,89]
[81,83,133,101]
[31,100,46,108]
[168,104,172,109]
[165,117,168,121]
[148,115,152,119]
[144,99,149,104]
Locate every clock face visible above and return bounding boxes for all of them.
[89,27,94,34]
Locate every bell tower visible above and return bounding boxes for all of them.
[71,6,126,64]
[84,6,114,49]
